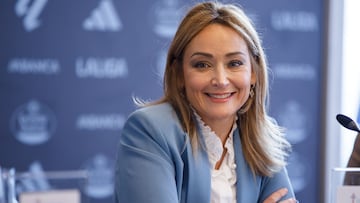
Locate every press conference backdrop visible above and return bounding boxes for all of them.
[0,0,324,202]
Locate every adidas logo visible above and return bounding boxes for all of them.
[83,0,122,32]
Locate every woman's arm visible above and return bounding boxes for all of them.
[258,167,296,202]
[263,188,298,203]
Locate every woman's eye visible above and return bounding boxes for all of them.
[193,62,210,69]
[229,60,243,68]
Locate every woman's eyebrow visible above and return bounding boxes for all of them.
[190,51,246,58]
[225,51,246,57]
[190,52,213,58]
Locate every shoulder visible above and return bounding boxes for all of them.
[122,102,187,150]
[127,103,180,128]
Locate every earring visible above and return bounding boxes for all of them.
[249,84,255,98]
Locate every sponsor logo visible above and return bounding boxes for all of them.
[83,0,122,32]
[15,161,51,194]
[15,0,48,32]
[150,0,183,38]
[75,57,128,79]
[7,58,60,75]
[76,114,125,130]
[273,63,316,80]
[271,11,318,32]
[82,154,114,199]
[10,99,57,145]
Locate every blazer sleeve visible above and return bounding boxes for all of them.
[114,109,182,203]
[258,167,296,202]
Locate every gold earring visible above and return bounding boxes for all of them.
[249,84,255,98]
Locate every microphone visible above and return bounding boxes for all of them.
[336,114,360,133]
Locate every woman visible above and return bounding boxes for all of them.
[115,2,297,203]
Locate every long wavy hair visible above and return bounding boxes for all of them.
[147,1,291,176]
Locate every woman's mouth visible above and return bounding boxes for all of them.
[207,93,234,99]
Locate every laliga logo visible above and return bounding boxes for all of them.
[15,0,48,32]
[10,99,57,145]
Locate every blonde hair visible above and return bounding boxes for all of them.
[149,1,290,176]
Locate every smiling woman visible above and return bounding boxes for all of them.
[182,24,255,142]
[114,2,297,203]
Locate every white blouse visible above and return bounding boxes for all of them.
[194,113,237,203]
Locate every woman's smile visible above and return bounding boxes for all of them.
[206,92,235,101]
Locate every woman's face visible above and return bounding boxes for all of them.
[182,23,256,126]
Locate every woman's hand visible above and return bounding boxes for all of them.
[263,188,298,203]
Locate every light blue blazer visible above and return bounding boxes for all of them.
[115,103,295,203]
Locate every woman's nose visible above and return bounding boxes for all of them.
[210,66,229,87]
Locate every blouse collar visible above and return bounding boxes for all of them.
[192,110,238,166]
